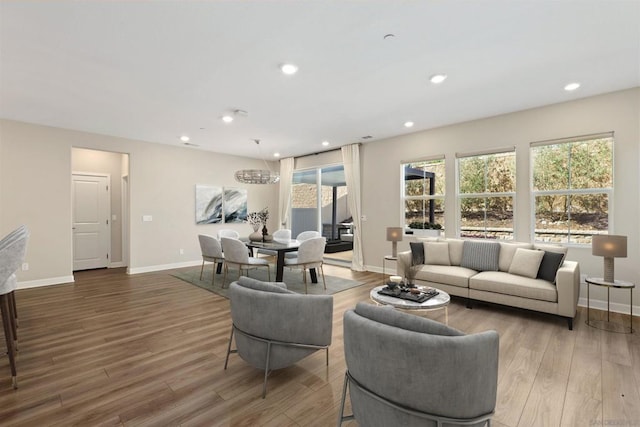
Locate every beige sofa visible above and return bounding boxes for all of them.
[397,238,581,329]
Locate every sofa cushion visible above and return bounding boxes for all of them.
[410,242,425,265]
[533,243,567,262]
[537,251,565,283]
[461,240,500,271]
[498,242,533,272]
[415,265,477,289]
[445,238,465,266]
[424,241,451,266]
[509,248,544,279]
[470,271,557,302]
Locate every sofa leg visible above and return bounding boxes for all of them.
[466,298,472,309]
[567,317,573,330]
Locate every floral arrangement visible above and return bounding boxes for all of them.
[247,207,269,228]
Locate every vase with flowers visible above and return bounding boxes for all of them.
[247,207,272,242]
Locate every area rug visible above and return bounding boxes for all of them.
[172,266,363,298]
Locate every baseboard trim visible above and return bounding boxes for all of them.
[577,297,639,317]
[109,262,126,268]
[127,260,201,275]
[17,275,74,289]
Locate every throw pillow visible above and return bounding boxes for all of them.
[533,243,567,262]
[409,241,425,265]
[498,242,533,272]
[537,250,565,283]
[508,248,545,279]
[446,239,465,266]
[424,241,451,266]
[460,240,500,271]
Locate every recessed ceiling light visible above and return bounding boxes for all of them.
[180,135,190,142]
[404,121,414,128]
[564,82,581,91]
[221,115,234,123]
[322,141,330,147]
[430,74,447,84]
[273,152,280,158]
[280,63,298,75]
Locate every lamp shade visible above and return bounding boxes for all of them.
[592,235,627,258]
[386,227,403,242]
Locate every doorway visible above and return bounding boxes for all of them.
[71,148,129,272]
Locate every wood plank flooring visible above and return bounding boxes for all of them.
[0,266,638,426]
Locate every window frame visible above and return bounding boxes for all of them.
[401,156,446,232]
[455,147,516,240]
[529,132,614,245]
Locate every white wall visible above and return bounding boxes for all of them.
[361,88,639,309]
[0,119,278,285]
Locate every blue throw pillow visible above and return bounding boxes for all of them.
[460,240,500,271]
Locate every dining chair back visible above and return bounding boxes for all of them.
[197,234,224,286]
[221,237,270,286]
[284,236,326,293]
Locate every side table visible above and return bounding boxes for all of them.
[382,255,397,285]
[585,277,634,333]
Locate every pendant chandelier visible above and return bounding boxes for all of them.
[235,139,280,184]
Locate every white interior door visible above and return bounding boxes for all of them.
[72,174,110,271]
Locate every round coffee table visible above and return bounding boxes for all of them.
[370,285,451,324]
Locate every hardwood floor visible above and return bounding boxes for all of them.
[1,265,638,426]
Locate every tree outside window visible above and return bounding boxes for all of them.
[402,159,445,230]
[531,135,613,244]
[458,151,515,239]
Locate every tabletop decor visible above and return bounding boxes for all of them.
[247,207,271,241]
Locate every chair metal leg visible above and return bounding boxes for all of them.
[224,327,235,370]
[7,291,17,349]
[222,264,229,288]
[211,262,216,286]
[200,260,205,280]
[320,265,327,291]
[337,372,353,426]
[262,341,272,398]
[326,347,329,366]
[0,294,17,389]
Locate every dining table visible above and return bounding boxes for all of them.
[244,239,318,283]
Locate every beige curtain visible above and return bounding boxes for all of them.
[278,157,294,227]
[341,144,364,271]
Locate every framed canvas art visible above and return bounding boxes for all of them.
[223,187,247,223]
[195,185,223,224]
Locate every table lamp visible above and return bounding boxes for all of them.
[592,234,627,283]
[386,227,403,258]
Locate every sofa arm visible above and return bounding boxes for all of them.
[397,250,412,278]
[555,260,580,318]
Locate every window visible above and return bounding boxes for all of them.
[457,149,515,239]
[531,133,613,244]
[402,158,445,230]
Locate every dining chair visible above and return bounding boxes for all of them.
[256,229,292,258]
[284,236,326,294]
[285,230,322,259]
[197,234,224,286]
[221,237,270,287]
[0,225,29,389]
[217,229,240,240]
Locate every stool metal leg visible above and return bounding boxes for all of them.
[0,294,17,389]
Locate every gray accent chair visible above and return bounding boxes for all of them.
[284,236,326,293]
[0,225,29,389]
[338,302,499,427]
[197,234,224,286]
[224,276,333,398]
[221,237,270,287]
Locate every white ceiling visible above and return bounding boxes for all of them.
[1,1,639,160]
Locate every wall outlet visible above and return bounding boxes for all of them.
[142,215,153,222]
[22,262,29,271]
[580,273,587,284]
[179,249,184,255]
